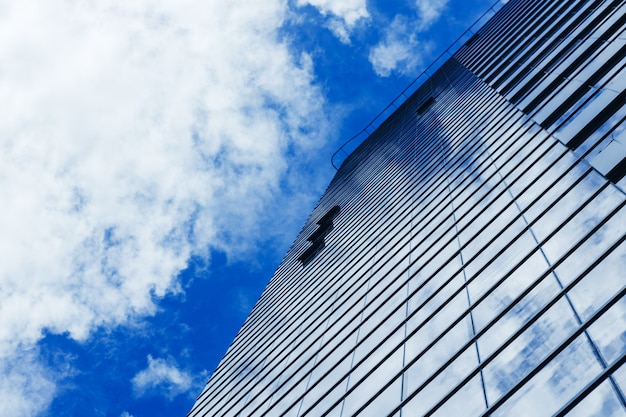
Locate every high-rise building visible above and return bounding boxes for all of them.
[189,0,626,415]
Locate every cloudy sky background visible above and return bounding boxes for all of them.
[0,0,499,415]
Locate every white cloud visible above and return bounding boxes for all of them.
[297,0,369,43]
[131,356,196,400]
[326,17,353,44]
[0,0,329,414]
[368,0,449,76]
[368,15,435,77]
[415,0,450,30]
[0,349,57,417]
[297,0,369,27]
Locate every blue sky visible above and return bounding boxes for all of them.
[0,0,499,415]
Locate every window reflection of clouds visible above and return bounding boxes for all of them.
[567,240,626,322]
[398,123,625,417]
[566,381,626,417]
[484,299,578,401]
[492,336,602,417]
[476,274,560,358]
[587,297,626,366]
[613,365,626,400]
[357,102,622,416]
[554,209,626,289]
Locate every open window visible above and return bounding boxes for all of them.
[298,205,340,266]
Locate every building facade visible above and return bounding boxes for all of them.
[189,0,626,415]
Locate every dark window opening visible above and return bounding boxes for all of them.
[297,241,326,266]
[316,205,340,226]
[416,97,436,115]
[298,205,340,266]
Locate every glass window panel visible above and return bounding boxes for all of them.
[533,79,586,126]
[258,375,303,415]
[574,41,625,89]
[404,313,475,393]
[291,322,328,359]
[288,346,322,378]
[592,3,626,39]
[498,133,554,183]
[468,247,547,322]
[325,301,365,342]
[377,223,411,256]
[565,381,626,417]
[498,123,534,161]
[351,377,402,417]
[518,162,585,222]
[358,281,406,338]
[409,217,453,260]
[614,363,626,396]
[403,347,479,415]
[406,283,470,358]
[587,297,626,365]
[491,335,603,417]
[297,353,353,414]
[604,59,626,92]
[374,244,411,280]
[453,159,500,204]
[227,360,265,410]
[464,137,499,168]
[298,374,350,417]
[320,317,360,352]
[456,195,498,239]
[530,172,603,243]
[410,235,461,283]
[319,402,343,417]
[551,202,626,285]
[334,247,374,280]
[350,324,405,385]
[589,126,626,173]
[567,241,626,322]
[430,374,487,417]
[410,232,462,276]
[315,328,360,382]
[411,201,454,234]
[483,298,579,403]
[258,370,309,417]
[460,203,521,260]
[509,148,576,214]
[263,399,301,417]
[408,273,464,332]
[409,215,454,259]
[508,35,555,73]
[554,88,621,145]
[286,318,328,356]
[414,182,449,215]
[463,225,536,283]
[456,181,511,226]
[335,275,371,312]
[508,63,546,103]
[415,197,454,228]
[469,250,548,331]
[548,35,597,73]
[477,274,561,358]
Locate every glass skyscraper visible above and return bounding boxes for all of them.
[189,0,626,415]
